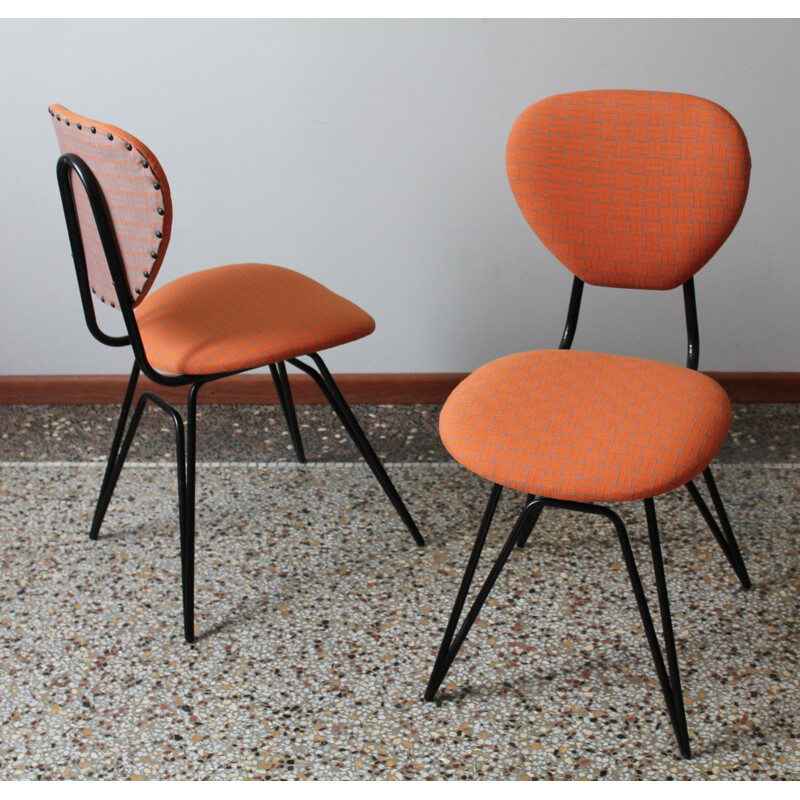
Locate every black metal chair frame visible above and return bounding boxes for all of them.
[56,153,424,644]
[425,275,751,759]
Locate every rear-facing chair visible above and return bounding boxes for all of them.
[425,90,752,758]
[50,104,424,643]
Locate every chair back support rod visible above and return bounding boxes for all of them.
[559,275,700,370]
[683,278,700,370]
[57,153,229,388]
[56,154,130,349]
[558,276,584,350]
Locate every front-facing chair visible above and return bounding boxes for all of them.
[425,90,752,758]
[50,104,424,643]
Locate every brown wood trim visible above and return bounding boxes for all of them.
[0,373,468,405]
[705,372,800,404]
[1,372,799,405]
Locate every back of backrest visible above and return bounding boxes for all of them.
[506,90,750,290]
[50,104,172,307]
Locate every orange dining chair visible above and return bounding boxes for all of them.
[424,90,752,758]
[50,104,424,643]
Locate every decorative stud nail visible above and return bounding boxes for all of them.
[49,109,54,116]
[65,120,70,126]
[153,182,160,190]
[143,271,150,278]
[107,133,113,140]
[76,123,82,130]
[150,251,157,259]
[155,231,163,239]
[141,160,149,169]
[135,288,141,295]
[56,114,61,121]
[157,208,164,216]
[90,126,96,133]
[125,143,132,151]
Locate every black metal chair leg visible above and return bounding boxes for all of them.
[643,498,691,758]
[685,469,751,590]
[138,392,190,642]
[288,353,425,547]
[702,467,751,589]
[426,492,693,758]
[87,377,194,642]
[90,384,150,542]
[426,487,539,701]
[89,363,140,539]
[181,382,202,644]
[269,362,306,464]
[516,493,545,549]
[600,501,690,758]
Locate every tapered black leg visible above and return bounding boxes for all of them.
[90,363,140,539]
[427,493,693,758]
[269,362,306,464]
[426,484,505,699]
[426,487,539,701]
[686,468,751,589]
[643,498,691,758]
[288,353,424,546]
[181,382,201,644]
[702,467,751,588]
[516,493,544,549]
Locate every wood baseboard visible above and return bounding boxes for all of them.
[706,372,800,403]
[0,373,467,405]
[0,371,798,405]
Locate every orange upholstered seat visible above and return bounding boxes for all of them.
[439,350,731,504]
[136,263,375,375]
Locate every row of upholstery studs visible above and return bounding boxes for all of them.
[50,108,165,305]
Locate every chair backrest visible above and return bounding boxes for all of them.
[506,90,750,290]
[50,104,172,307]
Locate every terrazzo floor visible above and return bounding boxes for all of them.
[0,404,798,780]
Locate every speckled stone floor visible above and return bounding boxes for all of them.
[0,404,798,779]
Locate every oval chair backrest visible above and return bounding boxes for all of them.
[50,104,172,308]
[506,90,751,290]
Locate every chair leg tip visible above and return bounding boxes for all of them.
[740,574,752,591]
[404,521,425,547]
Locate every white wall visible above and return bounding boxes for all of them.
[2,19,798,376]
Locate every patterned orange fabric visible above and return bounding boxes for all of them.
[506,90,750,290]
[50,104,172,307]
[134,263,375,375]
[440,350,731,503]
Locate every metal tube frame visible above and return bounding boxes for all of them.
[289,354,425,547]
[56,152,424,643]
[426,492,692,758]
[269,362,306,464]
[433,275,752,757]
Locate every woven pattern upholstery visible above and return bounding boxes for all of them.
[506,90,750,290]
[134,263,375,375]
[50,104,171,307]
[440,350,731,503]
